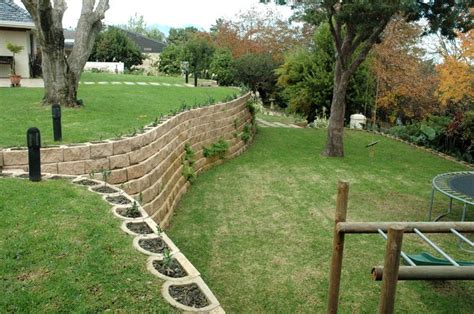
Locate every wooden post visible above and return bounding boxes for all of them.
[379,226,404,314]
[327,181,349,314]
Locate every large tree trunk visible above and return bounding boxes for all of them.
[22,0,109,107]
[324,59,351,157]
[41,49,76,105]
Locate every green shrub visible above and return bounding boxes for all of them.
[203,139,229,159]
[241,123,252,143]
[182,143,196,183]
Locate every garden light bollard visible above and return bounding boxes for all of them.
[52,104,62,141]
[27,127,41,182]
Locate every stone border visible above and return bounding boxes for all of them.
[162,277,223,313]
[358,129,473,169]
[1,171,226,313]
[132,233,181,257]
[146,253,200,282]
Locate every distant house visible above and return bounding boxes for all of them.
[64,27,166,72]
[0,0,37,78]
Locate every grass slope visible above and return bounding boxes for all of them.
[0,73,237,148]
[0,178,173,312]
[168,128,473,313]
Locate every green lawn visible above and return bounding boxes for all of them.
[80,72,185,84]
[257,112,302,124]
[168,128,473,313]
[0,178,173,312]
[0,73,238,148]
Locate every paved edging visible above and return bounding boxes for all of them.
[357,129,473,169]
[0,172,225,313]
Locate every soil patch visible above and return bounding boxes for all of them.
[153,259,187,278]
[106,195,132,205]
[116,207,143,218]
[92,185,118,193]
[50,175,73,180]
[138,237,169,254]
[74,179,99,186]
[169,284,209,308]
[126,222,153,235]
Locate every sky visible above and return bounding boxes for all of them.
[14,0,293,35]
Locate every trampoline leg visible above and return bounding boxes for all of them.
[448,198,453,214]
[428,188,435,221]
[461,203,467,222]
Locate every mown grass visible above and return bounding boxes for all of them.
[0,73,238,148]
[0,178,174,312]
[80,72,185,84]
[168,128,473,313]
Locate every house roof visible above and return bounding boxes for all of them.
[0,0,34,28]
[117,28,166,54]
[64,27,166,53]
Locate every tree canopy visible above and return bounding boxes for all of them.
[90,27,144,70]
[263,0,473,157]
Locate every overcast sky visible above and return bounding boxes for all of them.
[15,0,293,34]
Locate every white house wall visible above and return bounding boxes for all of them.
[0,29,31,78]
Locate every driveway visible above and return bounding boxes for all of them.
[0,78,44,88]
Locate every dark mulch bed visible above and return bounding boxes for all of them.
[106,195,132,205]
[138,237,169,254]
[126,222,153,235]
[153,259,187,278]
[169,284,209,308]
[116,207,143,218]
[74,179,99,186]
[92,185,118,194]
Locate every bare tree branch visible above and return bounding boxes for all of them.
[349,19,390,75]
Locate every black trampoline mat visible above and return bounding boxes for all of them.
[448,174,474,198]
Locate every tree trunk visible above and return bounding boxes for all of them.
[21,0,109,107]
[41,48,79,106]
[324,60,351,157]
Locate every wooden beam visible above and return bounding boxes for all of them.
[379,226,404,314]
[327,181,349,314]
[337,222,474,234]
[372,266,474,281]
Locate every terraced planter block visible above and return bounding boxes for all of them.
[162,277,222,313]
[3,172,225,312]
[147,253,200,282]
[121,219,156,236]
[133,233,180,257]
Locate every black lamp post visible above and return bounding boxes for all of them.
[27,127,41,182]
[52,103,62,141]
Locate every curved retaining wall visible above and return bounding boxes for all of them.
[0,93,254,227]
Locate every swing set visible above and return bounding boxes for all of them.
[327,181,474,314]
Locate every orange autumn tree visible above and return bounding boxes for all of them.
[371,18,438,123]
[436,29,474,111]
[211,6,312,61]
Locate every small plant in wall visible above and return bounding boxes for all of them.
[182,143,197,183]
[6,42,24,87]
[125,201,141,218]
[101,168,112,186]
[92,168,116,194]
[246,100,258,126]
[240,123,253,144]
[203,138,229,159]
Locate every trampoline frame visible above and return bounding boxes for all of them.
[428,171,474,222]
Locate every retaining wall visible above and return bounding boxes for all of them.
[0,93,254,227]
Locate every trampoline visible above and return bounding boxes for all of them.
[428,171,474,222]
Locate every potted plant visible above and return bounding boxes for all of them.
[6,43,24,87]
